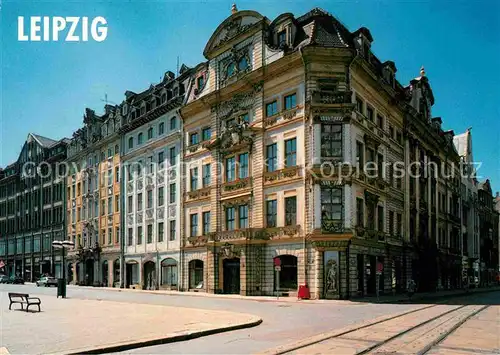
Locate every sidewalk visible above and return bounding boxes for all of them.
[0,291,261,355]
[66,284,500,304]
[351,285,500,304]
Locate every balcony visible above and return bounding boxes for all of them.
[263,166,300,186]
[321,219,344,234]
[254,225,301,240]
[221,177,251,194]
[264,107,300,128]
[312,90,352,106]
[185,187,211,202]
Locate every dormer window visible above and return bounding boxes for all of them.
[146,102,151,112]
[161,93,167,103]
[122,104,128,116]
[140,106,146,116]
[197,76,204,90]
[173,87,179,97]
[278,30,287,47]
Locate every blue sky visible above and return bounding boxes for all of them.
[1,0,499,191]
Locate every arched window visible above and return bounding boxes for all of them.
[159,122,165,135]
[138,133,143,145]
[114,144,119,155]
[147,127,154,140]
[161,93,167,103]
[226,62,236,77]
[128,137,134,149]
[238,57,248,71]
[170,117,177,130]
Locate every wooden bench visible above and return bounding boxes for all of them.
[8,293,41,312]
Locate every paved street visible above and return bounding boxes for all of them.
[0,284,498,354]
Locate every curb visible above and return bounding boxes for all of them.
[52,317,263,355]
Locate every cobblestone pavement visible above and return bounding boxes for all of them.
[260,291,500,355]
[0,290,260,355]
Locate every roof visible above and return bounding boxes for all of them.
[31,134,57,148]
[296,8,352,49]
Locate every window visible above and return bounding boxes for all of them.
[377,115,384,130]
[377,205,384,232]
[389,211,394,235]
[147,224,153,243]
[202,127,211,141]
[356,198,364,227]
[284,93,296,110]
[108,148,112,158]
[197,76,204,89]
[108,228,112,245]
[147,190,153,209]
[226,62,236,77]
[377,153,384,178]
[321,124,342,158]
[158,187,164,207]
[128,228,133,246]
[159,122,165,135]
[226,157,235,182]
[190,167,198,191]
[278,30,286,47]
[356,96,364,113]
[202,211,210,235]
[356,141,364,167]
[238,153,249,178]
[158,151,164,168]
[202,164,211,187]
[138,132,143,145]
[366,106,374,121]
[396,131,402,144]
[115,227,120,244]
[238,57,249,71]
[389,126,394,139]
[158,222,164,242]
[226,207,235,230]
[266,143,277,172]
[114,144,119,155]
[284,138,297,167]
[190,132,199,146]
[190,214,198,237]
[321,187,342,223]
[266,101,278,117]
[107,169,112,186]
[170,117,176,130]
[137,226,143,244]
[108,197,113,214]
[147,127,154,140]
[241,113,249,123]
[266,200,277,227]
[239,205,249,229]
[137,193,143,211]
[127,195,133,211]
[115,166,119,183]
[101,200,105,216]
[285,196,297,226]
[169,147,176,165]
[169,220,176,241]
[169,183,176,203]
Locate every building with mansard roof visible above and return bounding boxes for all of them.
[120,67,193,290]
[0,133,68,281]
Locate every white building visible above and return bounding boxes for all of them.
[121,68,192,290]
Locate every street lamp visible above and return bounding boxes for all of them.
[52,240,75,298]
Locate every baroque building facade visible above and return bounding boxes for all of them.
[66,106,122,286]
[0,134,68,281]
[121,69,191,290]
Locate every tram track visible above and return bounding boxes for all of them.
[264,303,491,355]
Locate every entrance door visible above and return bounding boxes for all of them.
[85,259,94,285]
[102,261,109,287]
[223,258,240,294]
[126,264,133,288]
[367,256,376,295]
[357,254,364,296]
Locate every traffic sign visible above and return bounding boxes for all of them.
[274,257,281,266]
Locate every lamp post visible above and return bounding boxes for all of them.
[52,240,75,298]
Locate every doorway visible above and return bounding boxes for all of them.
[223,258,240,294]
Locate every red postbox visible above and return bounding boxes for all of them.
[298,285,310,299]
